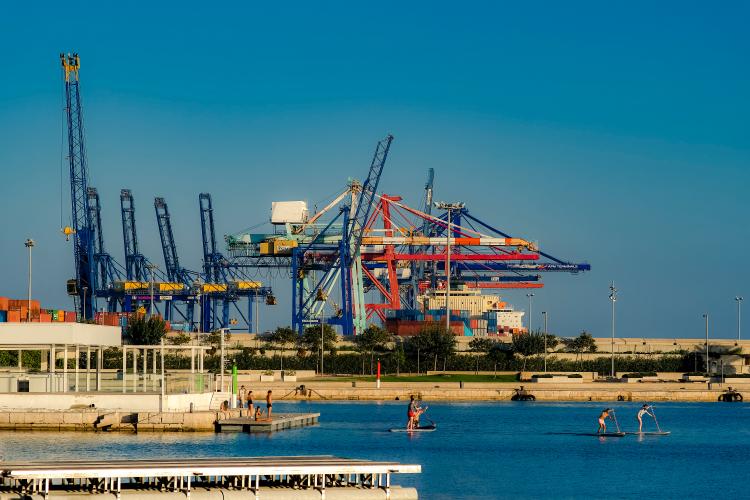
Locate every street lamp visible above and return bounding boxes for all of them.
[735,297,743,342]
[146,263,158,318]
[542,311,548,372]
[82,286,88,321]
[703,313,709,374]
[526,293,535,332]
[609,282,617,378]
[435,201,465,334]
[24,239,35,322]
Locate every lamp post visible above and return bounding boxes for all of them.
[435,201,464,334]
[609,282,617,378]
[24,239,35,322]
[82,287,88,321]
[735,297,743,342]
[542,311,548,372]
[146,263,158,318]
[526,293,534,332]
[703,313,709,374]
[320,320,325,376]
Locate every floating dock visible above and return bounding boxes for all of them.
[0,456,421,499]
[216,413,320,433]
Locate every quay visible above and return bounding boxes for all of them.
[0,456,420,499]
[216,413,320,433]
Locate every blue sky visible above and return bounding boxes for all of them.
[1,2,748,338]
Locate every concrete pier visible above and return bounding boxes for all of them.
[0,456,420,499]
[216,413,320,433]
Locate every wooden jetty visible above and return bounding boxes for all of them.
[0,456,420,499]
[216,412,320,433]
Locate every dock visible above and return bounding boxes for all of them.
[216,412,320,433]
[0,456,421,499]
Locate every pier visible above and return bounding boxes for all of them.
[0,456,420,499]
[216,413,320,433]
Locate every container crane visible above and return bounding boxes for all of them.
[86,187,123,312]
[60,52,96,319]
[120,189,148,282]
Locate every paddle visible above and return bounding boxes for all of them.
[611,410,622,433]
[650,405,663,433]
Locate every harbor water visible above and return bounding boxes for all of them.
[1,401,748,499]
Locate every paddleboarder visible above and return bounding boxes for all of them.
[597,408,614,434]
[406,395,423,430]
[637,404,655,432]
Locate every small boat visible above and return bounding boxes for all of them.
[389,424,437,433]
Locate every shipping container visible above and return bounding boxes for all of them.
[65,311,77,322]
[7,310,20,322]
[0,311,6,322]
[0,297,8,310]
[39,313,52,323]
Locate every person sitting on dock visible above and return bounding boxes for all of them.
[597,408,614,434]
[266,390,273,419]
[637,404,654,432]
[254,405,263,421]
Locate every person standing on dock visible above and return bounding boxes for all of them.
[637,404,655,432]
[266,390,273,419]
[247,390,253,409]
[597,409,614,434]
[238,385,246,410]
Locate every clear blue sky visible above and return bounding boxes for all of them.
[1,2,748,339]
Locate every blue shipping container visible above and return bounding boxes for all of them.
[0,310,6,322]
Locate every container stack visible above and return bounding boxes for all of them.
[0,296,77,323]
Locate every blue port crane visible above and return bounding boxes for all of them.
[61,53,127,318]
[199,193,273,332]
[61,52,95,319]
[154,196,200,327]
[86,187,123,312]
[120,189,149,282]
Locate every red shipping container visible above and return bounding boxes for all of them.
[39,313,52,323]
[0,297,8,310]
[7,310,21,322]
[64,311,77,322]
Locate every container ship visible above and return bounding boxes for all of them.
[385,285,526,337]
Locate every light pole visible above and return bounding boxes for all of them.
[542,311,548,372]
[735,297,743,343]
[146,264,158,318]
[24,239,35,322]
[320,320,325,376]
[435,201,464,334]
[82,287,88,321]
[526,293,534,332]
[703,313,709,374]
[609,282,617,378]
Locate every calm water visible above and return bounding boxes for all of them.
[1,401,749,499]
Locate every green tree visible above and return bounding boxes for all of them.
[487,343,510,376]
[267,326,299,371]
[406,322,457,371]
[511,331,557,370]
[354,325,392,374]
[169,332,192,345]
[124,316,168,345]
[563,331,597,367]
[201,329,231,356]
[302,324,338,373]
[468,337,498,373]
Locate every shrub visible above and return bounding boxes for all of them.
[623,372,657,378]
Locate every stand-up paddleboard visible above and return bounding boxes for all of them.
[389,424,437,433]
[549,432,626,437]
[624,431,671,436]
